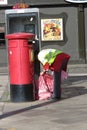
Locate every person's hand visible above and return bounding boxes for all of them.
[40,71,45,75]
[40,69,49,75]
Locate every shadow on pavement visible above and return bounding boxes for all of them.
[0,100,58,119]
[0,75,87,120]
[62,75,87,99]
[62,86,87,99]
[65,75,87,85]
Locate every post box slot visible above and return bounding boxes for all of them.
[23,42,33,47]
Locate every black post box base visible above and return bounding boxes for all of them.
[10,84,34,102]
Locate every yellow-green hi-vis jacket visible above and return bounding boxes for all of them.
[38,49,62,66]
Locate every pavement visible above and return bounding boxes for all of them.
[0,65,87,130]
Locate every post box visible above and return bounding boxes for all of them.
[5,32,35,102]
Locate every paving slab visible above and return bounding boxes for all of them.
[0,67,87,130]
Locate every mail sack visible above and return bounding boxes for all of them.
[38,73,53,100]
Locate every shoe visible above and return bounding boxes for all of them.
[47,97,60,101]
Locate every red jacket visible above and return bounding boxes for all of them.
[43,53,70,72]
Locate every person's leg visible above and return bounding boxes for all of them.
[52,70,61,99]
[51,59,67,100]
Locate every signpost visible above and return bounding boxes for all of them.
[65,0,87,3]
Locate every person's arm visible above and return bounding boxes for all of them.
[40,62,50,75]
[43,62,50,70]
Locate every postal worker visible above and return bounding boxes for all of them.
[38,49,70,100]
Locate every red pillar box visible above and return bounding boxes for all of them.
[5,33,35,102]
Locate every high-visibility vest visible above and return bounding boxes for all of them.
[38,49,62,65]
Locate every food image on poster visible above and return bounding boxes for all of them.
[41,18,63,41]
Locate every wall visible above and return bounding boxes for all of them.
[40,7,79,62]
[0,1,86,66]
[7,0,67,5]
[84,7,87,63]
[0,48,7,66]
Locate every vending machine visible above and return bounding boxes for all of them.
[5,8,41,76]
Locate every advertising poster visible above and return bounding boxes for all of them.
[41,18,63,41]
